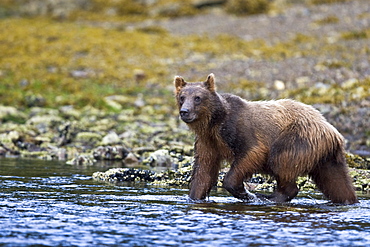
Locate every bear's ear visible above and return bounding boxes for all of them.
[174,76,186,94]
[204,73,216,92]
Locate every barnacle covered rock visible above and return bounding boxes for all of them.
[346,153,370,170]
[93,168,159,183]
[92,164,193,186]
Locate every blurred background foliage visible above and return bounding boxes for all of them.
[0,0,276,111]
[0,0,367,112]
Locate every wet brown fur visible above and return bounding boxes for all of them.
[174,73,358,204]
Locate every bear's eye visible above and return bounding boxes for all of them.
[179,96,185,104]
[194,96,201,103]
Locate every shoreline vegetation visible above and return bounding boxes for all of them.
[1,0,369,195]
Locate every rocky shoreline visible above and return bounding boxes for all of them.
[1,0,370,197]
[1,103,370,197]
[91,166,370,197]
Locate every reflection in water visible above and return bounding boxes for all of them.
[0,158,369,246]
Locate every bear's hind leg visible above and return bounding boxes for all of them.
[258,179,299,203]
[310,160,358,204]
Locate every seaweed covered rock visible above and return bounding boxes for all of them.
[107,168,157,182]
[346,153,370,170]
[0,106,27,123]
[92,166,193,185]
[351,169,370,193]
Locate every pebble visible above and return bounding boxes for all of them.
[273,80,285,90]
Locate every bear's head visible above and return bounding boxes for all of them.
[174,73,217,124]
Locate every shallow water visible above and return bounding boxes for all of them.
[1,158,369,247]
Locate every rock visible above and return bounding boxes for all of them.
[56,148,67,160]
[89,119,116,132]
[273,80,285,90]
[43,145,67,160]
[70,69,91,78]
[192,0,226,9]
[20,150,50,159]
[149,3,182,17]
[75,132,102,143]
[123,152,139,166]
[346,153,370,170]
[93,168,157,182]
[92,165,193,186]
[295,76,310,87]
[144,149,173,167]
[342,78,358,89]
[0,106,27,123]
[350,168,370,192]
[134,93,145,108]
[25,94,46,107]
[7,131,20,142]
[93,145,129,160]
[66,155,95,165]
[102,132,121,145]
[34,136,51,144]
[29,107,59,116]
[59,105,81,119]
[104,95,131,105]
[0,131,20,155]
[92,159,370,190]
[225,0,270,15]
[26,115,63,133]
[19,0,91,19]
[104,98,122,111]
[0,146,6,156]
[56,121,79,146]
[133,69,146,82]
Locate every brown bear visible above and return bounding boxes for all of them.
[174,73,358,204]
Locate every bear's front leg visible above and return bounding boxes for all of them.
[189,150,221,200]
[223,166,257,201]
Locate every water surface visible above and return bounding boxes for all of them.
[1,158,369,246]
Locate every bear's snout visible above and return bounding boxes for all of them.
[179,108,195,123]
[180,108,189,117]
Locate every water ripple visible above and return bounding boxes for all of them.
[1,158,370,246]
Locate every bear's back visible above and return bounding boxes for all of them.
[220,94,325,125]
[219,94,340,143]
